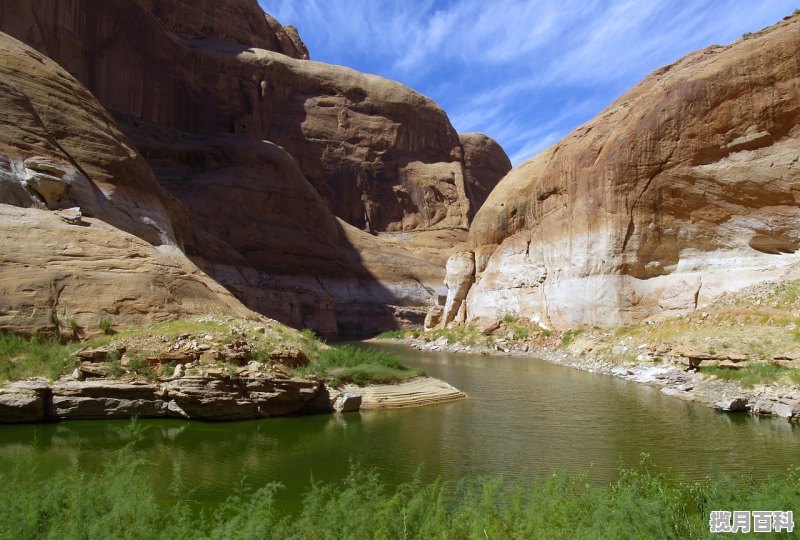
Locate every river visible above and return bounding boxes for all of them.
[1,343,798,512]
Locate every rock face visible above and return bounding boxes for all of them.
[0,32,254,335]
[0,0,510,336]
[0,204,252,336]
[0,0,507,234]
[442,251,476,327]
[462,16,800,328]
[459,133,512,219]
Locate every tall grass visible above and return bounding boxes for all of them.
[1,449,799,539]
[301,345,424,387]
[701,363,800,387]
[0,333,82,381]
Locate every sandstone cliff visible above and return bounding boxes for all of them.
[450,15,800,329]
[0,33,254,335]
[0,0,510,337]
[0,0,504,234]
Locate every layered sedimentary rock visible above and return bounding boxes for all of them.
[0,32,253,335]
[0,204,252,336]
[459,132,512,219]
[0,0,510,336]
[460,16,800,329]
[0,0,504,234]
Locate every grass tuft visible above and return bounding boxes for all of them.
[0,333,82,381]
[299,345,424,387]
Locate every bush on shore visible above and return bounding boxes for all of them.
[299,345,424,387]
[2,447,799,540]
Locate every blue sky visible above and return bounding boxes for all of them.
[260,1,797,165]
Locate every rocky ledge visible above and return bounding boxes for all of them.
[0,374,465,424]
[330,377,466,410]
[375,334,800,421]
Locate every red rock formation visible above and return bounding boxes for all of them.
[0,33,254,335]
[0,0,507,233]
[0,0,509,336]
[459,132,512,220]
[463,15,800,328]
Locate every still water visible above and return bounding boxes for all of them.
[1,343,798,510]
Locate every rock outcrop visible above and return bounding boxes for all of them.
[0,32,254,335]
[0,0,510,337]
[0,0,507,234]
[459,133,512,219]
[0,204,253,336]
[0,374,468,423]
[461,16,800,329]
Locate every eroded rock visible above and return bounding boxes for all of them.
[465,16,800,329]
[442,251,475,326]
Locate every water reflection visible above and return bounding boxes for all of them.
[1,343,798,511]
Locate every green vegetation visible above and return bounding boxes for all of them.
[424,324,482,346]
[99,318,114,335]
[125,353,156,381]
[0,333,82,381]
[299,345,423,387]
[375,329,416,340]
[2,448,799,539]
[701,363,800,387]
[67,318,79,338]
[561,330,577,348]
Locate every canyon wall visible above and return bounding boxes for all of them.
[0,0,510,337]
[0,33,254,336]
[446,16,800,329]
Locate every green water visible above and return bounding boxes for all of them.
[1,343,798,512]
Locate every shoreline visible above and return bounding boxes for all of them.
[370,336,800,420]
[0,374,467,424]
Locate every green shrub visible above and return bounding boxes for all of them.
[375,329,408,340]
[2,448,800,539]
[0,332,81,381]
[67,318,79,337]
[303,345,423,387]
[99,319,114,335]
[701,362,800,387]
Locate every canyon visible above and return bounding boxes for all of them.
[440,15,800,329]
[1,0,799,348]
[0,0,509,339]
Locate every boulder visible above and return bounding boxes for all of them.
[714,396,749,412]
[23,157,69,207]
[424,306,444,330]
[55,207,82,225]
[333,392,362,413]
[0,380,50,423]
[267,347,309,368]
[475,318,501,335]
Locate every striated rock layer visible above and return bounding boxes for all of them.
[0,0,507,234]
[458,16,800,329]
[0,0,510,336]
[0,32,254,336]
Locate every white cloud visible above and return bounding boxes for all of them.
[262,0,798,165]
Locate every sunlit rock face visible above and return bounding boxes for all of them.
[464,16,800,329]
[0,34,254,335]
[0,0,510,336]
[0,0,507,235]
